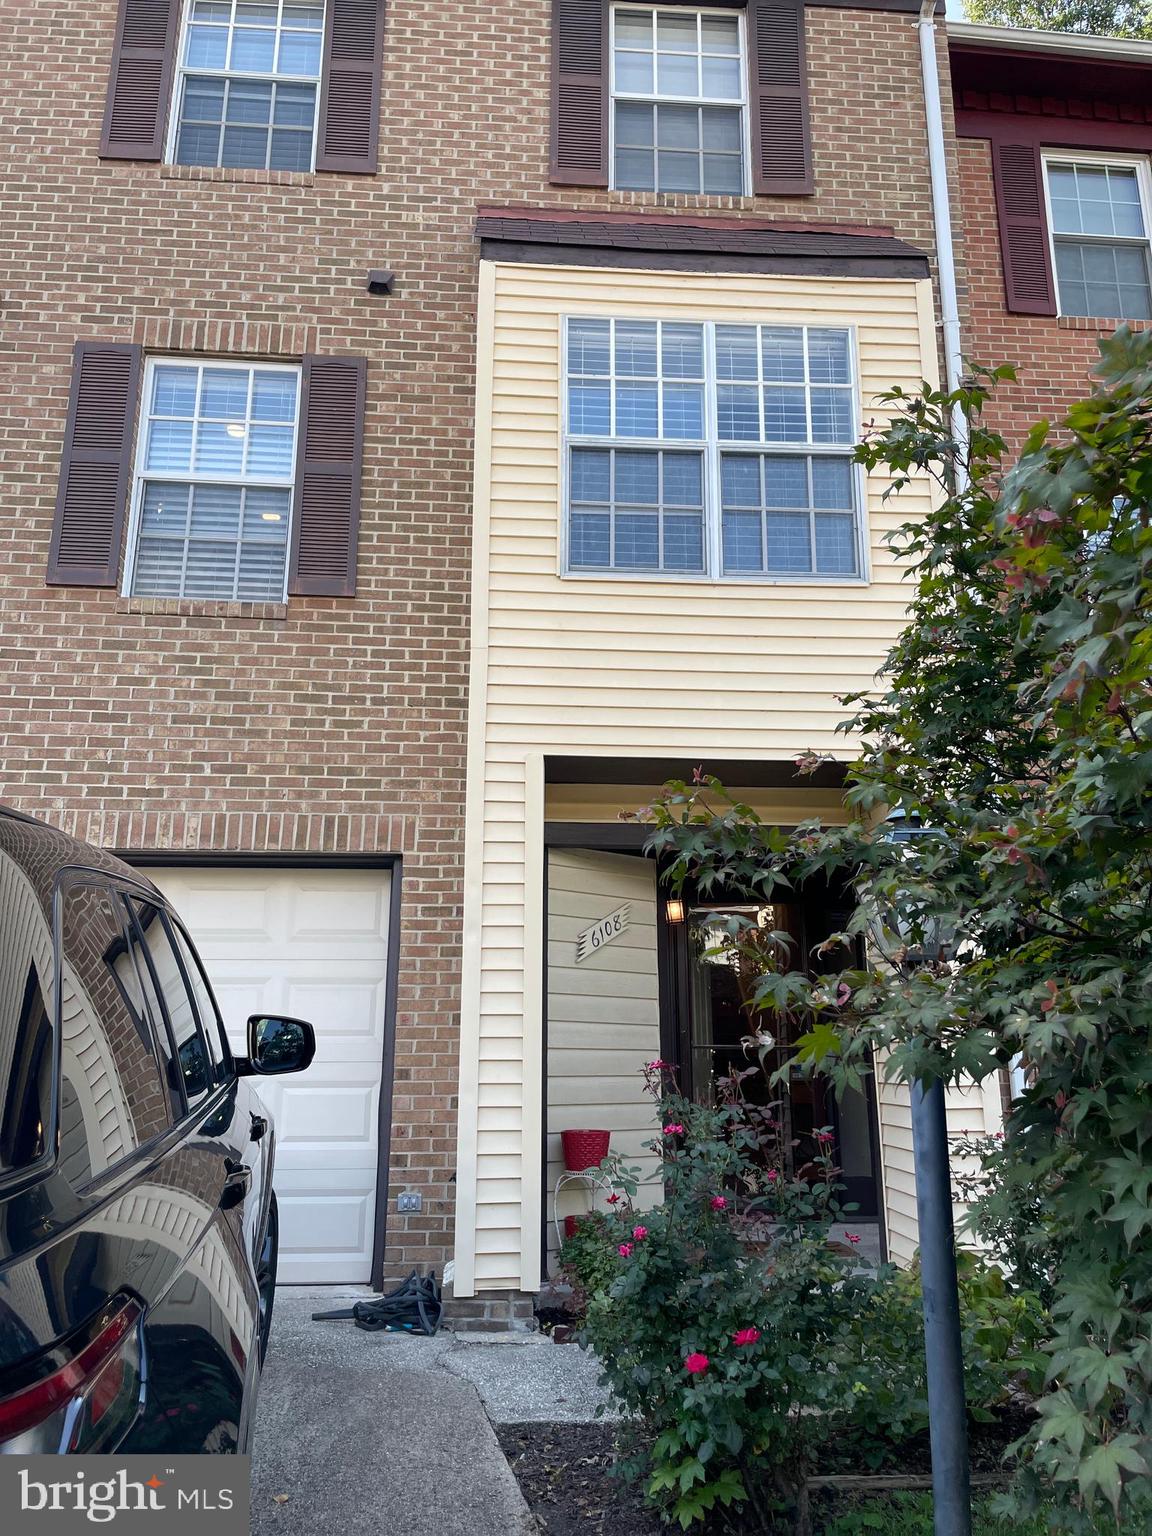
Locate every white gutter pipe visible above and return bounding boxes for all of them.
[918,2,970,485]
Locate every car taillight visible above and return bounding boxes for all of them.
[0,1295,144,1455]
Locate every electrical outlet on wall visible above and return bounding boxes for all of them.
[397,1191,422,1213]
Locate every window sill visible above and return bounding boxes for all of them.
[116,596,289,620]
[606,189,759,213]
[1057,314,1152,332]
[159,164,316,188]
[560,569,869,588]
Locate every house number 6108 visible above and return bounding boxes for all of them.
[575,904,631,964]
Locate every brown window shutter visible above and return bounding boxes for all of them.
[99,0,181,160]
[748,0,813,197]
[289,356,367,598]
[550,0,608,187]
[991,140,1057,316]
[47,343,142,588]
[315,0,387,174]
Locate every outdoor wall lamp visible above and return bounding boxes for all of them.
[665,898,685,925]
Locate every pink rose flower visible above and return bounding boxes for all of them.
[816,1130,834,1144]
[846,1233,861,1245]
[765,1169,779,1182]
[733,1328,761,1346]
[632,1226,648,1240]
[710,1196,728,1211]
[684,1353,710,1376]
[618,1242,633,1257]
[662,1123,685,1136]
[646,1059,672,1071]
[606,1193,620,1205]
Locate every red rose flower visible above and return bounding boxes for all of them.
[684,1353,709,1376]
[732,1328,761,1346]
[710,1196,728,1211]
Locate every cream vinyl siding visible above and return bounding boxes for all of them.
[546,850,663,1270]
[877,1070,1007,1267]
[545,784,852,826]
[455,261,940,1294]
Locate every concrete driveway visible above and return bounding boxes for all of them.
[250,1289,614,1536]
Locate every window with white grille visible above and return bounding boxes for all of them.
[125,359,300,601]
[169,0,325,172]
[611,6,747,195]
[1043,153,1152,321]
[564,317,862,580]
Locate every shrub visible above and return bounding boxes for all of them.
[575,1066,1044,1534]
[557,1209,620,1311]
[952,1131,1064,1309]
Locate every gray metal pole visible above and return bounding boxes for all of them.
[911,1077,972,1536]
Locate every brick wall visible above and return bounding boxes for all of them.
[0,0,945,1286]
[956,137,1148,450]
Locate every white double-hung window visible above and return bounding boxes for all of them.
[125,359,300,601]
[611,6,746,195]
[565,317,862,580]
[169,0,325,172]
[1043,153,1152,320]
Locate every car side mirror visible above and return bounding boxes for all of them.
[241,1015,316,1076]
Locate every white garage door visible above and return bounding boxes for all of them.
[145,866,392,1284]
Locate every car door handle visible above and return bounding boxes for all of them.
[249,1114,268,1143]
[221,1159,252,1210]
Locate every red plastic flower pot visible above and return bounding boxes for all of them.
[561,1129,610,1172]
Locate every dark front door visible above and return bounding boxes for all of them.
[668,886,881,1218]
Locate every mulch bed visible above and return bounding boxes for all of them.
[496,1408,1031,1535]
[496,1423,664,1536]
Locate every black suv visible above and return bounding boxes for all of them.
[0,807,314,1454]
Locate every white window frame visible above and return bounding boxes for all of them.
[165,0,326,173]
[122,356,302,602]
[608,3,751,198]
[1041,148,1152,319]
[559,316,868,585]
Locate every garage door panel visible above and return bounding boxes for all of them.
[163,883,279,945]
[286,884,390,944]
[274,1080,378,1146]
[144,867,391,1285]
[285,973,387,1041]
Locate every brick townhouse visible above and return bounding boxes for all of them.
[2,1,1148,1318]
[949,22,1152,444]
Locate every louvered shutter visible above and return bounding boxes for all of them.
[992,140,1057,316]
[47,343,142,587]
[316,0,387,174]
[99,0,181,160]
[748,0,813,197]
[550,0,608,187]
[288,356,367,598]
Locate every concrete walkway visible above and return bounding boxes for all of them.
[251,1288,615,1536]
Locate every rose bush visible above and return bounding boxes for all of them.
[564,1066,1040,1534]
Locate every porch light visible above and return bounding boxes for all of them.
[665,898,685,925]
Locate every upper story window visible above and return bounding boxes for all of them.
[1044,154,1152,321]
[564,317,862,580]
[125,359,300,601]
[170,0,325,172]
[611,7,746,196]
